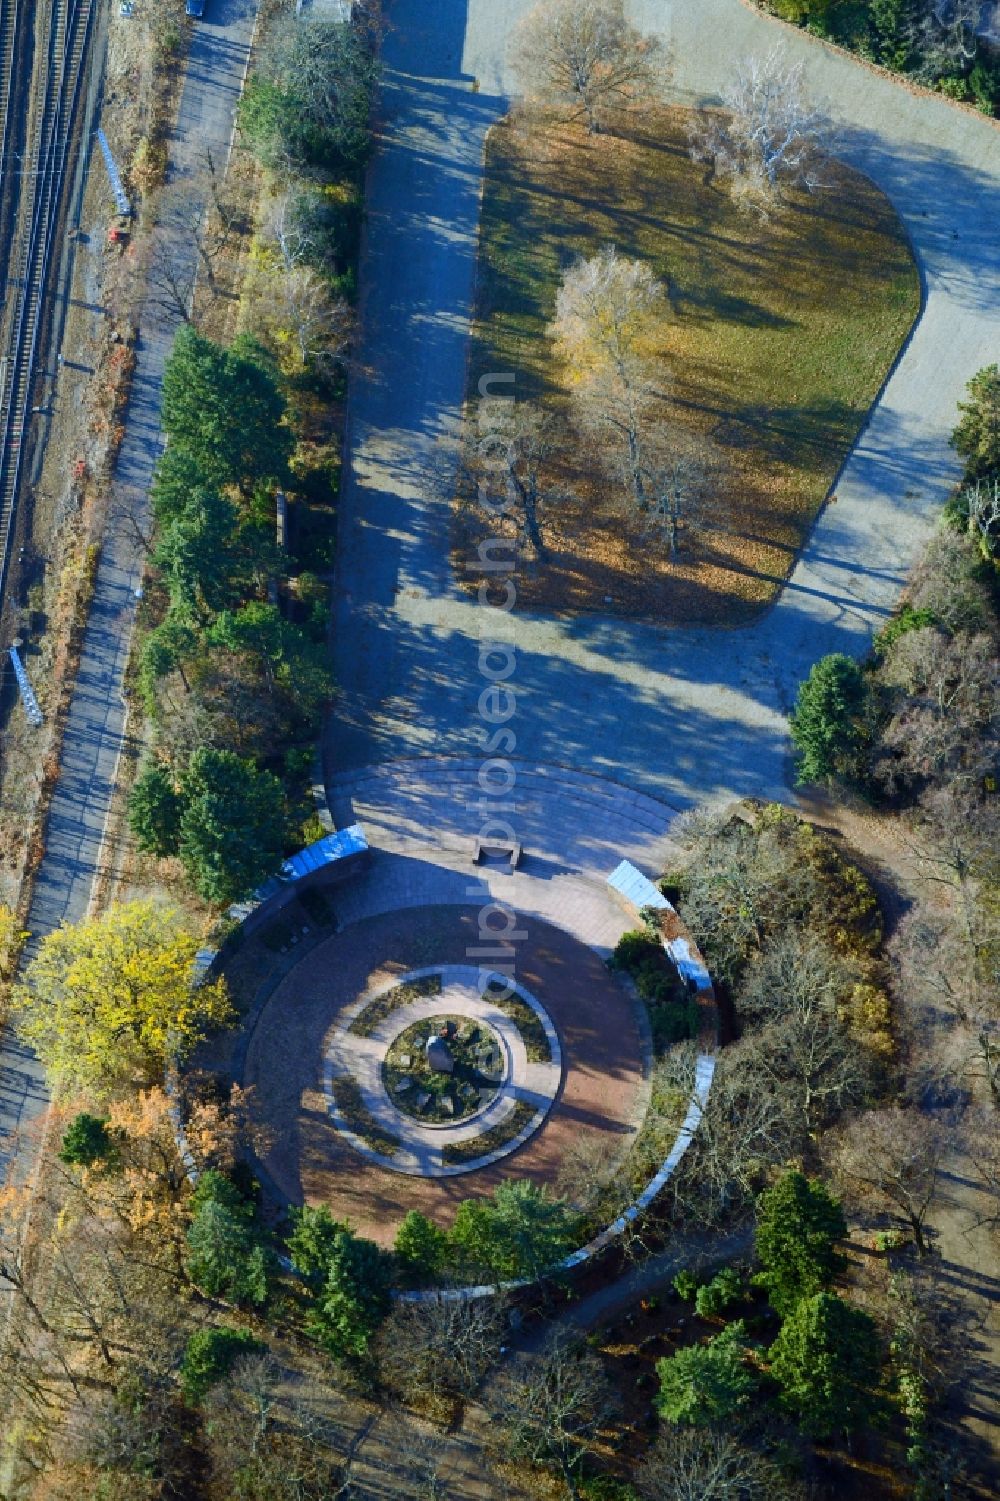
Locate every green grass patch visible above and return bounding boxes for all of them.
[348,974,442,1037]
[460,109,919,625]
[329,1074,399,1157]
[383,1015,503,1123]
[609,930,698,1055]
[442,1100,538,1166]
[484,979,552,1062]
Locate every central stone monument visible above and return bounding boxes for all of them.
[425,1031,455,1074]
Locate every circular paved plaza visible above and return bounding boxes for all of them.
[237,903,646,1244]
[324,964,562,1175]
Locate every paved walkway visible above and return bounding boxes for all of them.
[324,968,561,1176]
[328,0,1000,828]
[235,899,647,1242]
[0,0,259,1170]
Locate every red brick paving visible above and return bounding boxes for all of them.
[240,905,644,1244]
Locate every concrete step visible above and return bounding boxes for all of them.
[329,758,680,833]
[327,757,681,879]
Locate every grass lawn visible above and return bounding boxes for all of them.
[383,1015,503,1123]
[458,109,920,625]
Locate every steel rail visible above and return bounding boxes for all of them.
[0,0,94,621]
[0,0,23,186]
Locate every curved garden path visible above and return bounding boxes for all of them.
[328,0,1000,847]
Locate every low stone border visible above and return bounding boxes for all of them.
[179,842,717,1302]
[442,1099,537,1166]
[399,862,718,1301]
[347,974,442,1037]
[323,966,563,1178]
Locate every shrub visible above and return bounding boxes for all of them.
[243,18,379,175]
[288,183,363,277]
[130,136,167,196]
[873,603,937,657]
[789,654,867,785]
[59,1113,116,1169]
[180,1326,262,1402]
[394,1210,448,1284]
[767,0,833,19]
[869,0,912,70]
[672,1269,701,1302]
[650,999,701,1051]
[936,73,969,101]
[838,982,894,1059]
[655,1322,758,1426]
[754,1171,846,1316]
[874,1228,909,1252]
[580,1480,641,1500]
[952,364,1000,481]
[609,930,662,973]
[943,482,1000,560]
[634,960,673,1004]
[695,1266,743,1318]
[969,61,1000,115]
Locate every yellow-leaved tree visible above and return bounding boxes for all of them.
[13,901,233,1099]
[0,901,26,986]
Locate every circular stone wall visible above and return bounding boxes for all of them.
[384,1013,506,1123]
[324,965,562,1175]
[238,905,646,1244]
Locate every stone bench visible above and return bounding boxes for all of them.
[472,838,523,873]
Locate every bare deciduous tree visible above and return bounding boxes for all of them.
[960,476,1000,561]
[906,528,997,635]
[493,1331,618,1499]
[552,245,666,376]
[911,0,982,75]
[511,0,667,134]
[891,900,1000,1106]
[244,193,353,377]
[874,626,999,794]
[266,190,318,272]
[550,246,669,511]
[739,930,856,1029]
[964,1104,1000,1231]
[746,1003,872,1138]
[246,262,352,378]
[635,1424,804,1501]
[158,180,233,295]
[664,1040,799,1227]
[203,1354,349,1498]
[144,233,197,325]
[831,1107,945,1255]
[688,48,833,216]
[470,399,564,558]
[640,445,717,557]
[375,1293,506,1408]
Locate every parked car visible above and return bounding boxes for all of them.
[185,0,205,16]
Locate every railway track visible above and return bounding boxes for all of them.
[0,0,23,181]
[0,0,94,624]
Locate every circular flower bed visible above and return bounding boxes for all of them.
[382,1014,506,1124]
